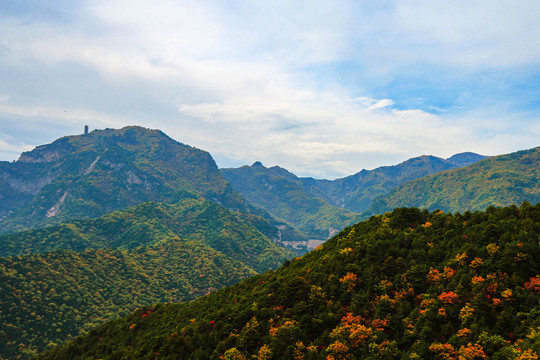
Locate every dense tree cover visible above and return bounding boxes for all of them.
[0,126,249,234]
[368,147,540,216]
[221,162,363,240]
[38,202,540,359]
[300,154,484,213]
[0,197,293,272]
[222,154,486,220]
[0,197,293,359]
[0,239,255,359]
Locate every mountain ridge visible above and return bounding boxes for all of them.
[367,146,540,215]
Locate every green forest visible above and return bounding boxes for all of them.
[0,197,293,359]
[38,203,540,359]
[0,126,247,234]
[367,147,540,216]
[221,163,362,240]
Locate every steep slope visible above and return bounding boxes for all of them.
[38,203,540,359]
[222,154,486,226]
[0,197,293,358]
[221,162,363,243]
[367,147,540,216]
[301,153,487,213]
[0,126,247,234]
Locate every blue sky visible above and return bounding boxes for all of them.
[1,0,539,178]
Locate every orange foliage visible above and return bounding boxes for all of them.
[339,273,358,292]
[444,267,456,280]
[326,341,351,360]
[471,276,485,286]
[439,291,460,305]
[469,257,483,269]
[501,289,513,300]
[525,276,540,294]
[371,318,389,331]
[457,328,472,339]
[427,267,442,285]
[458,343,487,359]
[330,313,373,349]
[254,345,272,360]
[339,248,354,255]
[438,307,447,318]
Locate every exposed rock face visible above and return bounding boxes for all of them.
[18,149,63,163]
[46,191,68,218]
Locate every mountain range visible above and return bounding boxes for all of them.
[367,147,540,216]
[221,152,487,247]
[0,126,538,359]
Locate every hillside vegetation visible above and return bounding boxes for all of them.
[0,126,247,234]
[222,154,487,223]
[221,162,362,241]
[0,197,293,358]
[367,147,540,216]
[1,241,254,359]
[0,196,291,272]
[39,203,540,359]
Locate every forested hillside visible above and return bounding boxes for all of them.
[221,162,362,241]
[0,196,291,272]
[0,197,293,359]
[1,241,254,359]
[367,147,540,216]
[0,126,248,234]
[221,153,486,231]
[39,203,540,359]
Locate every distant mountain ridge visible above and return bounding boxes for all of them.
[221,162,363,245]
[366,146,540,215]
[298,152,488,213]
[221,152,488,241]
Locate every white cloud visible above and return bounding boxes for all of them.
[0,1,539,178]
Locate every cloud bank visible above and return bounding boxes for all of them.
[0,0,539,178]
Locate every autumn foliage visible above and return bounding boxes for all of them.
[37,204,540,360]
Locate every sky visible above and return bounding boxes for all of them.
[1,1,539,179]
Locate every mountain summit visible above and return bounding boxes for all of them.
[0,126,245,233]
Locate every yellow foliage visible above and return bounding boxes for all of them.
[460,304,475,322]
[516,349,539,360]
[429,343,457,360]
[486,243,499,256]
[254,344,272,360]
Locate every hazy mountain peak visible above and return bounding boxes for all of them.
[446,152,488,167]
